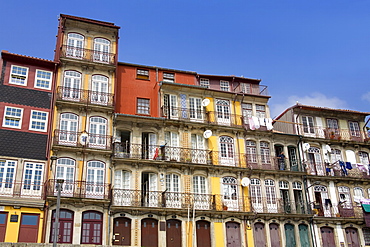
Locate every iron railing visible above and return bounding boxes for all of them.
[311,202,363,218]
[54,130,112,150]
[251,197,309,214]
[56,86,114,107]
[0,181,44,199]
[46,179,110,200]
[61,45,116,65]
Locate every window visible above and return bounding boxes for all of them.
[222,177,238,210]
[59,113,78,144]
[240,83,251,93]
[216,99,230,125]
[220,80,230,91]
[200,78,209,88]
[34,70,52,89]
[66,33,84,58]
[114,170,131,189]
[89,117,107,148]
[260,142,271,164]
[3,106,23,129]
[359,151,369,165]
[86,161,105,198]
[29,110,48,132]
[55,158,75,194]
[348,121,360,137]
[330,149,342,163]
[137,98,150,115]
[93,38,110,63]
[163,94,178,118]
[219,136,235,165]
[338,186,352,209]
[265,179,277,213]
[302,116,315,134]
[363,228,370,246]
[163,72,175,83]
[62,71,82,101]
[91,75,108,105]
[23,162,43,191]
[0,160,16,190]
[189,97,202,120]
[50,210,74,243]
[326,118,339,133]
[137,69,149,80]
[246,140,257,164]
[81,211,103,244]
[354,187,364,202]
[242,103,252,119]
[9,65,28,86]
[256,105,266,118]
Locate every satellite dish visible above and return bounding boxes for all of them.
[303,143,310,151]
[241,177,250,187]
[325,145,332,153]
[203,130,213,139]
[202,98,210,107]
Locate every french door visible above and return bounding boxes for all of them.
[216,99,231,125]
[86,161,105,198]
[59,113,78,145]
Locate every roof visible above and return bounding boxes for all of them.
[275,103,370,120]
[197,73,261,82]
[1,50,57,68]
[118,62,197,74]
[60,14,120,29]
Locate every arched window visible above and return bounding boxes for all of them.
[279,181,290,213]
[222,177,238,211]
[293,182,304,213]
[265,179,277,213]
[81,211,103,244]
[66,33,84,58]
[338,186,352,209]
[89,117,107,148]
[86,161,105,198]
[62,71,82,101]
[250,179,262,212]
[219,136,235,166]
[260,142,271,165]
[55,158,75,196]
[91,75,108,104]
[246,141,257,166]
[50,209,74,243]
[359,152,369,165]
[308,147,324,176]
[354,187,364,203]
[93,38,110,63]
[59,113,78,145]
[216,99,231,125]
[330,149,342,163]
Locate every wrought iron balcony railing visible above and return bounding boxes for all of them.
[54,130,112,150]
[56,86,114,107]
[61,45,116,65]
[46,179,110,200]
[311,202,363,218]
[0,181,44,199]
[112,189,247,212]
[251,197,310,214]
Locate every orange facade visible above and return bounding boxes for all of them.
[116,63,197,117]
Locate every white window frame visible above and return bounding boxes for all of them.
[348,121,360,137]
[200,78,210,88]
[0,160,17,194]
[137,98,150,115]
[22,162,44,195]
[220,80,230,91]
[93,38,110,63]
[163,72,175,83]
[9,65,28,86]
[137,69,149,80]
[34,69,52,90]
[29,110,48,132]
[256,105,266,118]
[3,106,23,129]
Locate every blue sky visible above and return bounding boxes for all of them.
[1,0,370,118]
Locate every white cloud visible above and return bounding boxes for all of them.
[271,92,348,119]
[361,92,370,103]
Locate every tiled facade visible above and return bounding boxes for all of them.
[0,14,369,247]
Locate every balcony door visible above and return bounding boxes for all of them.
[226,222,241,247]
[165,174,181,208]
[66,33,84,59]
[308,147,324,176]
[21,162,43,197]
[222,177,238,211]
[91,75,108,105]
[189,97,203,121]
[0,160,16,195]
[250,179,263,213]
[142,173,158,207]
[193,176,209,210]
[86,161,105,199]
[81,211,103,245]
[219,136,235,166]
[164,132,179,161]
[164,94,178,119]
[114,170,131,206]
[216,99,231,125]
[191,134,206,164]
[93,38,110,63]
[62,71,81,101]
[113,217,131,246]
[49,209,74,244]
[55,158,75,196]
[59,113,78,145]
[265,179,277,213]
[142,133,157,160]
[0,213,7,242]
[89,117,107,148]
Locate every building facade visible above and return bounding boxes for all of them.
[0,51,57,243]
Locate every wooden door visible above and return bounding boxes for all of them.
[141,218,158,247]
[321,227,336,247]
[345,227,360,247]
[0,213,7,242]
[166,219,181,247]
[284,224,296,247]
[50,209,74,244]
[18,214,39,243]
[196,220,211,247]
[81,211,103,245]
[254,223,266,247]
[298,224,310,247]
[113,217,131,246]
[226,222,241,247]
[269,223,281,247]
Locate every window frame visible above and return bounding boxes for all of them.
[34,69,52,90]
[3,106,24,129]
[9,65,29,86]
[137,98,150,115]
[137,69,149,80]
[200,78,210,88]
[163,72,175,83]
[348,121,360,137]
[29,110,48,132]
[220,80,230,91]
[256,104,266,118]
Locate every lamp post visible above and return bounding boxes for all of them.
[53,179,64,247]
[304,180,320,247]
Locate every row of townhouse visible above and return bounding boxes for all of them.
[0,13,370,247]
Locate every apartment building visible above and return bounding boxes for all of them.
[0,51,57,243]
[44,14,119,245]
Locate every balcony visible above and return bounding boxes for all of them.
[46,179,110,200]
[251,197,309,214]
[312,202,363,218]
[56,86,114,107]
[112,189,246,212]
[246,155,303,172]
[273,121,368,142]
[54,130,112,150]
[60,45,116,65]
[0,181,44,199]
